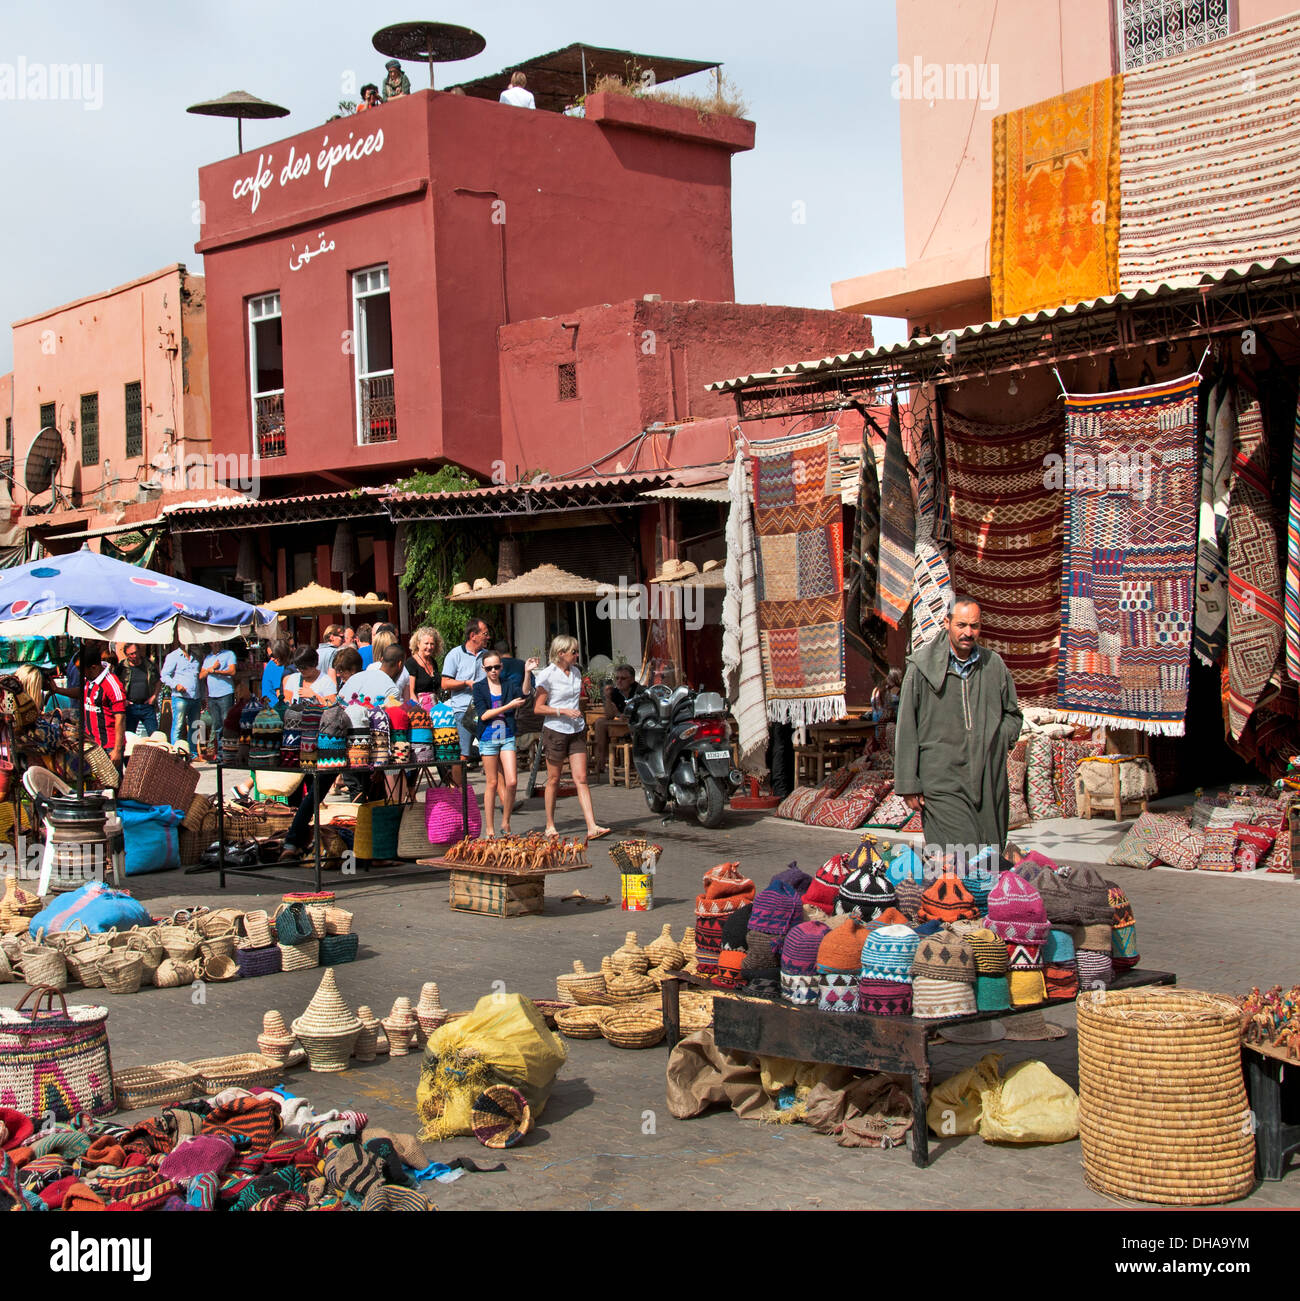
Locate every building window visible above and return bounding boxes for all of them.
[124,382,142,458]
[39,402,56,432]
[4,417,10,453]
[353,265,396,445]
[80,393,99,466]
[557,362,578,401]
[248,292,285,458]
[1117,0,1232,71]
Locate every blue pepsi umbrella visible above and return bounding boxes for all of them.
[0,549,275,644]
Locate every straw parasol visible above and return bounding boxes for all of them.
[372,21,486,89]
[447,564,616,604]
[264,583,391,617]
[186,90,290,154]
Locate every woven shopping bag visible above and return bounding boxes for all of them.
[0,984,116,1119]
[120,742,200,811]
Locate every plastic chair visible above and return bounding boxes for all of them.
[23,767,125,893]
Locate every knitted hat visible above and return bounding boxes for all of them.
[837,839,898,920]
[816,919,870,974]
[859,923,920,983]
[894,878,924,921]
[1027,869,1083,925]
[772,862,812,895]
[749,878,804,940]
[1073,922,1113,952]
[741,931,780,973]
[1008,970,1046,1006]
[1108,883,1135,929]
[966,928,1010,975]
[1045,964,1079,1001]
[159,1135,236,1185]
[803,854,849,915]
[781,971,819,1006]
[913,919,946,938]
[1020,850,1061,872]
[781,921,830,976]
[714,946,747,987]
[910,933,977,983]
[1076,949,1114,989]
[1059,864,1112,925]
[696,862,755,916]
[692,914,726,973]
[860,979,913,1016]
[865,907,909,929]
[975,974,1011,1012]
[964,845,1001,911]
[818,971,859,1014]
[911,975,977,1019]
[1043,928,1076,963]
[714,906,752,987]
[985,872,1051,945]
[917,872,979,923]
[1006,941,1044,971]
[1109,884,1139,969]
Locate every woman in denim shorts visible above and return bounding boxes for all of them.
[473,651,536,837]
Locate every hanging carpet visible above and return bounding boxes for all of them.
[911,413,952,652]
[1194,377,1233,667]
[876,393,915,629]
[844,435,891,683]
[1285,403,1300,683]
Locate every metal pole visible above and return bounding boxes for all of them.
[581,47,588,97]
[237,117,243,154]
[75,639,85,802]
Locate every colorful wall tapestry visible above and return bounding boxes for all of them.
[1118,13,1300,290]
[911,414,952,651]
[1194,378,1232,666]
[1226,396,1284,739]
[1056,374,1200,735]
[991,76,1122,319]
[877,394,915,629]
[1286,405,1300,683]
[751,426,847,725]
[723,450,769,773]
[943,405,1066,701]
[845,438,891,684]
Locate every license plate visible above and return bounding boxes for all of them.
[704,750,730,760]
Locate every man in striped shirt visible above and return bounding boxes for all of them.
[83,642,127,768]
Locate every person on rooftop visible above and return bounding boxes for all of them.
[382,60,411,101]
[357,83,381,112]
[499,71,536,110]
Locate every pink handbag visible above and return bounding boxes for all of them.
[425,786,481,843]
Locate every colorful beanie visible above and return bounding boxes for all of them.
[966,928,1009,975]
[1043,928,1076,963]
[911,975,977,1019]
[781,921,829,976]
[1076,948,1114,989]
[817,920,869,1014]
[1073,923,1113,953]
[860,979,913,1016]
[859,923,920,983]
[692,914,726,974]
[894,878,924,922]
[1024,868,1083,926]
[771,862,812,895]
[917,872,980,923]
[910,933,977,983]
[1059,864,1112,926]
[1045,964,1079,1001]
[1006,941,1044,971]
[741,932,781,975]
[1107,883,1139,970]
[714,905,752,988]
[1008,970,1046,1006]
[975,974,1011,1012]
[803,854,849,915]
[865,907,909,929]
[696,862,755,917]
[837,864,897,921]
[985,872,1051,945]
[749,877,805,941]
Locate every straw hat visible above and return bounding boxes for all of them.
[471,577,492,592]
[1001,1009,1069,1041]
[701,559,722,573]
[937,1019,1007,1044]
[450,581,472,598]
[652,558,698,584]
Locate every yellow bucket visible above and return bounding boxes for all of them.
[620,873,653,911]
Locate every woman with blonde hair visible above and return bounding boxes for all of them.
[532,634,609,840]
[14,664,43,714]
[404,625,444,702]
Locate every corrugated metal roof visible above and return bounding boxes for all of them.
[163,488,388,516]
[706,256,1300,392]
[639,483,730,502]
[386,469,669,502]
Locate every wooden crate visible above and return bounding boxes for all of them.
[449,868,545,918]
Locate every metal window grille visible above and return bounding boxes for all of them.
[80,393,99,466]
[124,381,142,458]
[39,402,55,431]
[557,362,578,401]
[353,266,396,444]
[1118,0,1231,70]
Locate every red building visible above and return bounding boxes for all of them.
[196,88,755,486]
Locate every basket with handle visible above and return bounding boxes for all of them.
[199,932,237,964]
[0,984,116,1119]
[98,951,145,995]
[323,907,354,935]
[241,910,274,948]
[555,960,605,1004]
[157,925,201,962]
[18,930,67,991]
[80,742,120,791]
[305,904,329,939]
[120,741,200,811]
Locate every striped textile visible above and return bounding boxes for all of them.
[1287,405,1300,682]
[1194,378,1233,666]
[1118,13,1300,290]
[751,426,847,725]
[1226,396,1285,738]
[943,404,1066,701]
[723,450,769,771]
[912,413,953,651]
[1056,374,1200,736]
[845,437,892,681]
[877,394,915,629]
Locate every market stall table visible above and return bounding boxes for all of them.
[419,856,591,918]
[1242,1041,1300,1181]
[660,967,1177,1168]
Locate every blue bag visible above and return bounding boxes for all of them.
[118,798,184,876]
[29,879,153,936]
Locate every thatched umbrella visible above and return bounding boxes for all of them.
[447,564,616,604]
[264,583,391,617]
[187,90,290,154]
[372,21,486,89]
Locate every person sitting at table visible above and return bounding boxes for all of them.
[593,663,640,777]
[382,60,411,101]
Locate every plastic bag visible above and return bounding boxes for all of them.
[416,993,566,1141]
[979,1059,1079,1144]
[119,799,184,875]
[926,1052,1002,1137]
[29,879,153,936]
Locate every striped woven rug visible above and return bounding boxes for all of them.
[877,394,914,629]
[1056,374,1200,736]
[1286,405,1300,682]
[911,414,952,651]
[943,404,1066,702]
[1118,13,1300,289]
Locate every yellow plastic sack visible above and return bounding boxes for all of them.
[979,1059,1079,1144]
[926,1052,1002,1137]
[416,993,566,1141]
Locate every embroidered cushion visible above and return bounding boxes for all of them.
[1107,811,1190,869]
[809,781,890,830]
[862,792,913,829]
[1053,739,1104,818]
[776,786,826,822]
[1008,758,1029,830]
[1233,822,1277,872]
[1149,824,1206,872]
[1197,824,1238,873]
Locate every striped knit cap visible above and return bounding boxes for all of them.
[780,921,830,976]
[911,976,977,1019]
[741,932,780,973]
[985,871,1051,945]
[749,878,804,939]
[695,862,755,917]
[966,928,1010,974]
[803,854,850,915]
[910,933,977,983]
[1109,883,1139,969]
[1076,949,1114,989]
[1045,965,1079,1001]
[859,923,920,983]
[894,878,924,921]
[860,979,913,1016]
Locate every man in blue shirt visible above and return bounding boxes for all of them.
[160,641,201,748]
[441,617,491,780]
[200,641,237,759]
[316,625,344,675]
[259,640,291,703]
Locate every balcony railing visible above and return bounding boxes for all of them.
[254,391,286,458]
[359,373,397,445]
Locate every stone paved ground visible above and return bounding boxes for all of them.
[4,770,1298,1211]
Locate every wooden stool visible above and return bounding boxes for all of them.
[609,739,637,788]
[794,744,825,787]
[1077,760,1150,822]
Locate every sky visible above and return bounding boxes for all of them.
[0,0,909,374]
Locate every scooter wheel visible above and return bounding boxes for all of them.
[645,788,668,814]
[696,778,726,828]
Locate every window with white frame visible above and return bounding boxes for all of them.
[248,292,285,458]
[352,265,396,445]
[1117,0,1232,71]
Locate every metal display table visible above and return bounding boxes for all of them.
[188,758,473,891]
[662,967,1177,1168]
[1242,1041,1300,1181]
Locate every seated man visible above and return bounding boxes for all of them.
[593,663,639,776]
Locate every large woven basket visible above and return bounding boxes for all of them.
[19,933,67,991]
[187,1052,283,1092]
[554,1005,607,1039]
[98,951,145,995]
[157,925,201,962]
[278,939,320,972]
[1076,987,1255,1205]
[555,960,604,1004]
[600,1006,665,1049]
[114,1061,200,1111]
[242,910,274,948]
[120,742,200,811]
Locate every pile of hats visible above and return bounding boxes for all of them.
[249,702,284,770]
[280,704,303,767]
[387,703,412,764]
[297,700,323,768]
[430,700,460,765]
[715,865,810,991]
[694,863,755,975]
[406,703,434,762]
[316,705,350,770]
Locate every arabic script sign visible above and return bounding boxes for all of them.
[289,231,335,272]
[231,125,385,215]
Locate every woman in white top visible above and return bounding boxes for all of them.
[532,634,609,841]
[279,646,337,705]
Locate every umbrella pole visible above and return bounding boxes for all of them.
[237,117,244,154]
[75,638,85,801]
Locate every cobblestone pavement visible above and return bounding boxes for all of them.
[4,770,1297,1210]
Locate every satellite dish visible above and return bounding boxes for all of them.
[24,426,66,508]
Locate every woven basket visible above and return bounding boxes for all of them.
[305,904,329,939]
[600,1006,665,1049]
[152,958,198,988]
[555,1006,607,1039]
[605,972,656,1003]
[383,998,417,1056]
[63,927,112,988]
[555,960,604,1003]
[1,872,42,920]
[242,910,273,948]
[644,924,685,972]
[470,1084,532,1149]
[120,741,200,811]
[609,931,650,976]
[196,909,241,938]
[278,939,320,972]
[99,950,145,995]
[354,1005,380,1061]
[323,907,354,935]
[235,943,282,979]
[81,742,119,790]
[1076,987,1254,1205]
[19,932,68,991]
[157,925,201,962]
[318,933,358,966]
[200,933,236,964]
[292,968,362,1072]
[188,1053,284,1092]
[113,1061,200,1110]
[529,999,574,1030]
[202,954,239,982]
[126,927,164,977]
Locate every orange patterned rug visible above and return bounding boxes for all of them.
[991,76,1122,319]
